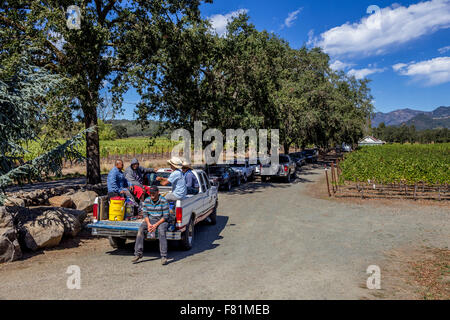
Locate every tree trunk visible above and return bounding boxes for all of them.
[301,142,306,150]
[84,108,101,185]
[283,142,290,154]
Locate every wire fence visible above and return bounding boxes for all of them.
[324,160,449,201]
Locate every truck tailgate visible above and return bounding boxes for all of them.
[87,220,181,240]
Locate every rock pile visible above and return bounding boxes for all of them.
[0,183,105,263]
[5,183,106,207]
[0,207,22,263]
[0,205,89,263]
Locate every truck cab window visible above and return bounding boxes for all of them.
[198,172,207,192]
[204,173,211,189]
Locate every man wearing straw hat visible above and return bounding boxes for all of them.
[156,156,187,201]
[182,159,199,195]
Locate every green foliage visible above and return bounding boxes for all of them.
[0,55,60,174]
[99,138,178,158]
[133,13,373,151]
[98,120,116,141]
[0,56,87,204]
[23,137,178,160]
[372,124,450,144]
[0,130,89,204]
[108,119,160,137]
[0,0,211,184]
[339,144,450,185]
[273,48,373,151]
[112,124,128,139]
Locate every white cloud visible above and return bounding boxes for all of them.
[209,9,249,36]
[348,68,386,79]
[283,8,302,28]
[392,63,408,71]
[314,0,450,57]
[330,60,355,71]
[306,29,315,47]
[393,56,450,85]
[438,45,450,53]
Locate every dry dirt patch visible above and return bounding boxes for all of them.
[0,227,108,273]
[369,246,450,300]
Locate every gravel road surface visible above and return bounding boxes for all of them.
[0,167,448,299]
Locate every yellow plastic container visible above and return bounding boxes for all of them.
[109,197,125,221]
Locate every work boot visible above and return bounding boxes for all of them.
[161,257,168,265]
[132,255,142,263]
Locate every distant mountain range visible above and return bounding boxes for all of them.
[372,106,450,130]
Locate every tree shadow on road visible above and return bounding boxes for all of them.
[105,215,228,264]
[222,166,320,196]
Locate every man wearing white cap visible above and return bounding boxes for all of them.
[156,156,187,201]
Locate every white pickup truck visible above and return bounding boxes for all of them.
[87,169,218,251]
[229,159,256,183]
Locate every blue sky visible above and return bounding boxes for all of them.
[118,0,450,118]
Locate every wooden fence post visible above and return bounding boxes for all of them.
[361,182,364,199]
[325,166,331,197]
[356,178,364,199]
[336,159,340,182]
[331,162,335,193]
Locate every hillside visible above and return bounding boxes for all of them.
[405,113,450,131]
[372,106,450,129]
[107,119,161,137]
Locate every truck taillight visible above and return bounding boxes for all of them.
[93,201,98,220]
[284,165,288,172]
[176,207,182,224]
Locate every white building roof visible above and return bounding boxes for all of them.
[358,136,385,145]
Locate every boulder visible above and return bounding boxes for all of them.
[48,196,73,208]
[50,208,86,237]
[0,227,22,263]
[70,190,98,213]
[0,206,13,228]
[4,197,25,207]
[57,211,81,237]
[59,208,88,224]
[23,210,64,251]
[65,188,76,196]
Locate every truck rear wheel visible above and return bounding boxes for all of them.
[287,171,292,183]
[180,218,194,251]
[109,236,126,249]
[209,203,218,225]
[261,176,268,182]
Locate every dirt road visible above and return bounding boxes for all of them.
[0,167,448,299]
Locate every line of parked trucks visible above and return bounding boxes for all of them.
[88,149,319,251]
[203,148,319,190]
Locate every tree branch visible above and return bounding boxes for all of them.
[99,0,117,24]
